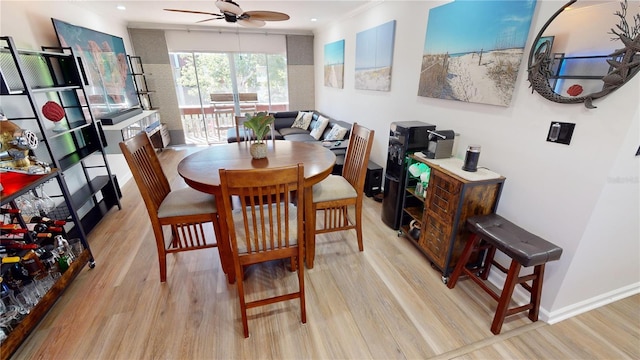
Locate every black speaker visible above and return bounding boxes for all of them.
[364,161,383,197]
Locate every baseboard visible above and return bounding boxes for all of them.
[545,283,640,324]
[486,271,640,324]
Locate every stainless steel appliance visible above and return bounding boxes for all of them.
[425,130,455,159]
[462,145,481,172]
[382,121,435,230]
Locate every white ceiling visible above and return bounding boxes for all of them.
[71,0,378,34]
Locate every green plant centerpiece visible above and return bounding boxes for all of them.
[243,111,274,159]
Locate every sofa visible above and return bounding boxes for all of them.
[226,110,352,144]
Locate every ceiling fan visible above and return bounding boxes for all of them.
[164,0,290,28]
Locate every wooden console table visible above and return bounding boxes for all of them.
[400,155,506,283]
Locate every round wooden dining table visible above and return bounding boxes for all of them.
[177,140,336,283]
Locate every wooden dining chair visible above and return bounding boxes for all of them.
[119,132,222,282]
[219,164,306,338]
[235,114,275,144]
[234,115,252,143]
[305,123,374,267]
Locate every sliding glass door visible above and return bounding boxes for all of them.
[170,52,288,144]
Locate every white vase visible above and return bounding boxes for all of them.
[250,142,268,159]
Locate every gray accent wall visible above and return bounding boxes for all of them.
[286,35,315,111]
[128,29,185,144]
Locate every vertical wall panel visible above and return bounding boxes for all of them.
[286,35,315,110]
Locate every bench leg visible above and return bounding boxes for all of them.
[491,259,521,335]
[479,245,496,280]
[528,264,545,322]
[447,233,481,289]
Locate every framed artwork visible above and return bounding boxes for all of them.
[355,20,396,91]
[324,39,345,88]
[417,0,537,106]
[51,18,140,120]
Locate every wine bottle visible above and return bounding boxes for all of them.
[0,229,29,243]
[0,208,21,214]
[0,231,51,243]
[0,228,28,235]
[0,224,19,230]
[31,231,53,239]
[22,250,46,278]
[31,222,63,233]
[29,216,66,226]
[0,240,39,250]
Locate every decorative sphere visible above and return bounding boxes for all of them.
[566,84,583,97]
[42,101,65,122]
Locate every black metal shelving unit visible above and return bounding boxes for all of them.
[0,35,122,239]
[127,55,155,110]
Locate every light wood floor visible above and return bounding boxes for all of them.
[12,146,640,359]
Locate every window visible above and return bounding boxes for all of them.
[170,51,289,144]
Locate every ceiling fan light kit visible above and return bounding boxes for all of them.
[216,0,243,16]
[165,0,289,28]
[239,19,267,28]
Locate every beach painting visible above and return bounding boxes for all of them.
[355,20,396,91]
[324,39,345,88]
[418,0,537,106]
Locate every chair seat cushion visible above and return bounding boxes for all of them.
[158,187,217,218]
[313,175,357,203]
[466,214,563,267]
[232,203,298,253]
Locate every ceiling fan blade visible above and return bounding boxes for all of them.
[163,8,220,16]
[238,19,266,28]
[215,0,243,16]
[196,17,224,24]
[245,10,290,22]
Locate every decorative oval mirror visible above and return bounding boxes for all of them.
[527,0,640,108]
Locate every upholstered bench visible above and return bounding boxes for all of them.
[447,213,562,334]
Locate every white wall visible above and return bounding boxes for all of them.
[313,0,640,322]
[0,1,132,54]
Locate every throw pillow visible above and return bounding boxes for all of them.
[291,111,312,130]
[302,111,314,124]
[310,115,330,140]
[325,125,348,141]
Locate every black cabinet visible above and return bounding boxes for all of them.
[381,121,434,230]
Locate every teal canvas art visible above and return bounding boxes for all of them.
[324,39,345,88]
[355,20,397,91]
